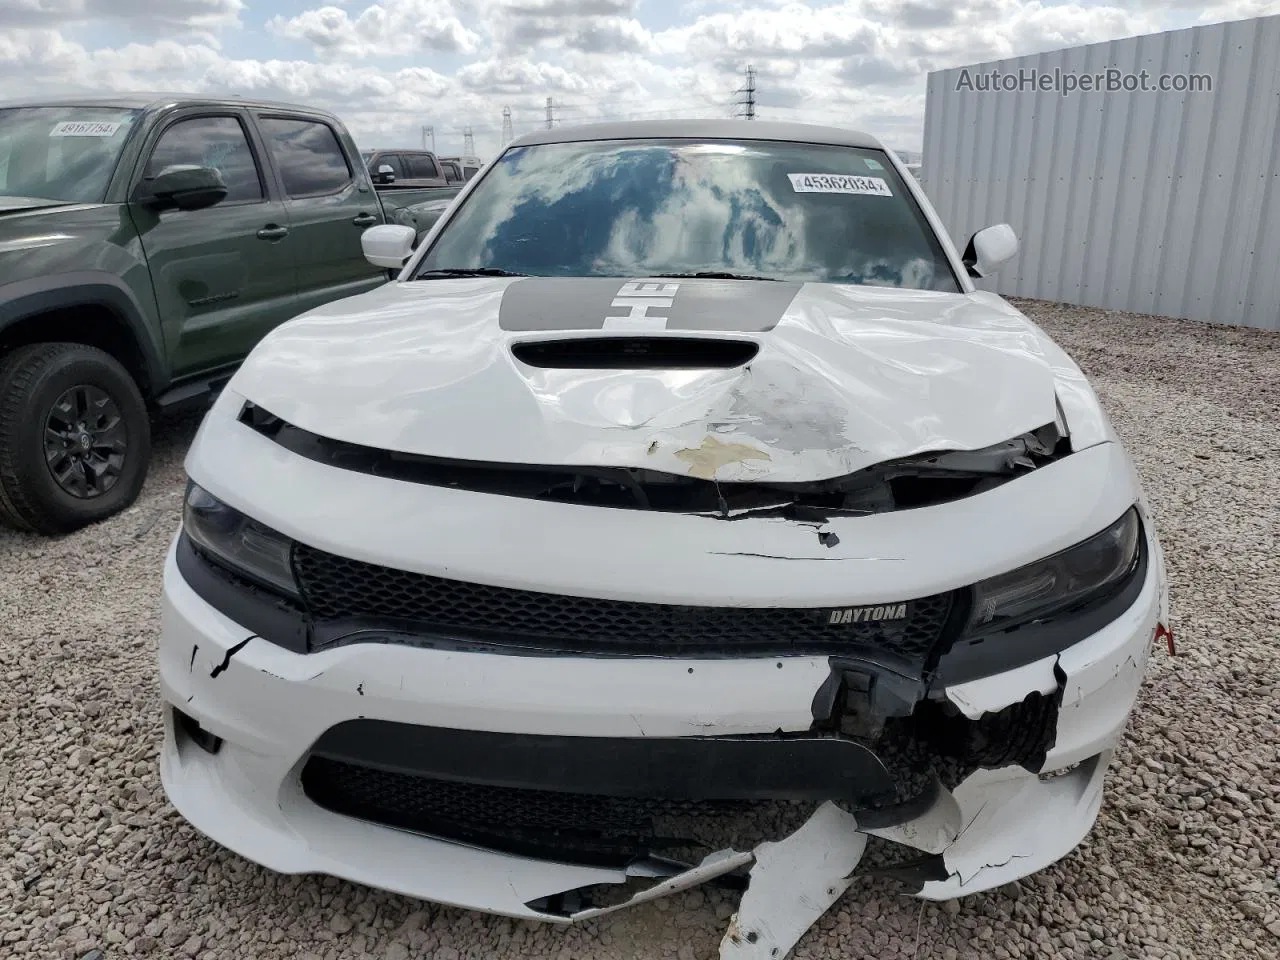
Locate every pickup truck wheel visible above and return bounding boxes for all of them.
[0,343,151,535]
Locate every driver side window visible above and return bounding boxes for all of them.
[145,116,264,204]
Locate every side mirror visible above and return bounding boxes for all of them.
[362,224,417,269]
[962,223,1018,278]
[138,165,227,212]
[373,164,396,185]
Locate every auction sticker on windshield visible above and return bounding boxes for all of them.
[49,121,123,138]
[788,173,892,196]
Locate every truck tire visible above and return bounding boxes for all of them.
[0,342,151,535]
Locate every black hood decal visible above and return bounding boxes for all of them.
[497,276,803,333]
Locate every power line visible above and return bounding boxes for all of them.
[545,96,555,129]
[463,126,475,156]
[421,125,434,152]
[501,106,513,146]
[735,65,756,120]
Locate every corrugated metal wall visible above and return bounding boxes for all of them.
[921,14,1280,331]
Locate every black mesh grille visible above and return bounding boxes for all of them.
[300,755,811,867]
[292,542,956,658]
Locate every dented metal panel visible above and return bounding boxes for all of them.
[226,276,1077,484]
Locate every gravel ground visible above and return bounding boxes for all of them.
[2,298,1278,960]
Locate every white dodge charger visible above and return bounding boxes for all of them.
[158,120,1170,955]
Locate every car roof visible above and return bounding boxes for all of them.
[0,92,333,116]
[508,119,884,151]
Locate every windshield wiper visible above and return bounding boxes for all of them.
[415,267,526,279]
[657,271,782,282]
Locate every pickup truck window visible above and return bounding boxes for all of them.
[259,117,352,198]
[416,138,961,292]
[404,154,439,180]
[144,116,263,203]
[0,106,140,203]
[374,154,406,179]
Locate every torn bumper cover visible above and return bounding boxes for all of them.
[158,495,1162,923]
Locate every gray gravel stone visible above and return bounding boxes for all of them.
[2,301,1278,959]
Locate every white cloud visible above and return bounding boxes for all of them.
[0,0,1261,156]
[1196,0,1280,21]
[267,1,482,57]
[0,0,244,31]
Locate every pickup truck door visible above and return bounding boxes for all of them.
[127,108,298,378]
[253,113,387,316]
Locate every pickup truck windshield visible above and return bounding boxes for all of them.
[0,107,140,204]
[414,138,959,292]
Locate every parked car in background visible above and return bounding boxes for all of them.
[358,147,466,239]
[360,148,452,190]
[0,94,454,536]
[438,156,481,182]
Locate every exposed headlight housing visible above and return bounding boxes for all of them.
[182,481,299,598]
[965,506,1141,635]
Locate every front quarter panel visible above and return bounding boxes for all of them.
[0,203,165,381]
[965,290,1119,451]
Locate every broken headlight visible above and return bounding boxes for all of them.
[966,506,1141,634]
[183,481,299,599]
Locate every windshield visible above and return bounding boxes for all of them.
[414,138,959,291]
[0,107,141,203]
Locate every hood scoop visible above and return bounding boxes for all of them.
[511,337,759,370]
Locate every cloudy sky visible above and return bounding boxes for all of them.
[1,0,1275,158]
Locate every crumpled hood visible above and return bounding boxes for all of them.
[231,276,1075,483]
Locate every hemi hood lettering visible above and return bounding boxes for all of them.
[231,276,1086,483]
[497,276,804,333]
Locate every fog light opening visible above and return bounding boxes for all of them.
[173,706,223,755]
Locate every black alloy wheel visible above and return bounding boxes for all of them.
[0,342,150,535]
[43,384,129,499]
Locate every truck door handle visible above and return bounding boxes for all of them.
[352,212,378,227]
[257,224,289,241]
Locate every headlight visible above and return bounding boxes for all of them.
[183,481,299,598]
[966,507,1141,634]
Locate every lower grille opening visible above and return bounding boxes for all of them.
[299,756,822,868]
[298,684,1061,869]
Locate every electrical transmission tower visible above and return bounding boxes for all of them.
[463,126,475,156]
[545,97,555,129]
[421,125,435,152]
[735,65,757,119]
[501,106,513,146]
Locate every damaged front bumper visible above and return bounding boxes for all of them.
[158,501,1162,937]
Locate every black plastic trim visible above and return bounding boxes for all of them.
[0,273,168,394]
[175,531,310,653]
[308,719,899,804]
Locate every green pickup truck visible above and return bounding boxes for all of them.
[0,94,462,535]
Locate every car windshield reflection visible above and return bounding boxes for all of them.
[414,138,960,292]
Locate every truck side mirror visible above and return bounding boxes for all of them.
[137,165,228,212]
[962,224,1018,278]
[362,224,417,269]
[373,164,396,185]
